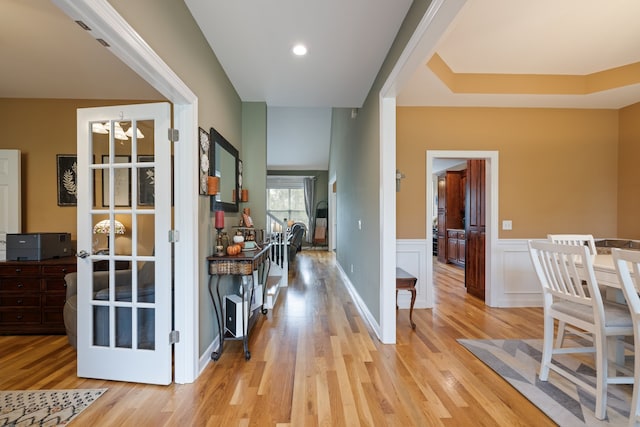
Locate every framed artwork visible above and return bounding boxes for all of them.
[57,155,78,206]
[138,155,155,206]
[102,155,131,207]
[199,127,210,195]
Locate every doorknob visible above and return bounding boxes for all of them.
[76,250,90,259]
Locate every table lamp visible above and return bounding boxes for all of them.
[93,219,126,253]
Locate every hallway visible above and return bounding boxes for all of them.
[0,251,552,426]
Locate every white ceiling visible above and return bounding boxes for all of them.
[183,0,413,108]
[3,0,640,169]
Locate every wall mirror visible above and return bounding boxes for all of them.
[210,127,239,212]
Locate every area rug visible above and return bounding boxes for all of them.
[458,339,631,426]
[0,389,107,426]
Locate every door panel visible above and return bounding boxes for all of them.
[76,103,171,384]
[465,159,486,300]
[0,150,21,261]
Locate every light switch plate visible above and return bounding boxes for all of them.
[502,220,513,230]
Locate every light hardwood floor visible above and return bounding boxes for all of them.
[0,252,554,426]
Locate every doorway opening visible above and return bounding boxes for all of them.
[425,151,499,308]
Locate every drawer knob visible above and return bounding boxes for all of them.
[15,268,21,273]
[16,315,23,320]
[17,299,23,305]
[17,282,24,288]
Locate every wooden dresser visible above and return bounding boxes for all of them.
[0,257,76,335]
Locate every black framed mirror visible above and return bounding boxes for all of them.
[210,127,239,212]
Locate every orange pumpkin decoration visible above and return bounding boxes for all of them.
[226,244,242,256]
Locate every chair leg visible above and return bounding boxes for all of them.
[594,333,608,420]
[555,320,567,348]
[539,315,554,381]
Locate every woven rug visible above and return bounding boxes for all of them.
[0,389,106,426]
[458,339,632,426]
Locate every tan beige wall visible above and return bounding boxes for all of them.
[397,107,619,239]
[0,98,153,242]
[618,102,640,239]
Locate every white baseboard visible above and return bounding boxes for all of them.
[335,261,382,341]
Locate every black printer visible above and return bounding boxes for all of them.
[6,233,73,261]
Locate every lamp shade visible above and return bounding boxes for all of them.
[93,219,126,235]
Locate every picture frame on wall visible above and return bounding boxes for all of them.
[138,155,155,206]
[56,154,78,206]
[102,155,131,207]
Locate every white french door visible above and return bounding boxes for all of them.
[76,103,172,384]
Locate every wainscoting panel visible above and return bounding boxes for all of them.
[396,240,429,309]
[494,239,543,307]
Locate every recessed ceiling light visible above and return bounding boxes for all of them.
[292,44,307,56]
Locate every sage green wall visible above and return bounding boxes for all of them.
[242,103,268,231]
[110,0,242,356]
[329,0,434,324]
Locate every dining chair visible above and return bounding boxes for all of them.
[612,248,640,427]
[547,234,598,346]
[528,240,633,420]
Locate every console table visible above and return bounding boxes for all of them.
[0,257,77,335]
[396,267,417,329]
[207,244,271,361]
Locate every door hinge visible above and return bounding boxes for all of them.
[168,230,179,243]
[169,330,180,344]
[168,128,179,142]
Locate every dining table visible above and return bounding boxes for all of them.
[588,253,635,367]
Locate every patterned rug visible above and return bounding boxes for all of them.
[458,339,632,426]
[0,389,107,426]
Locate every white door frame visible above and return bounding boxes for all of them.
[426,151,499,307]
[53,0,199,383]
[378,0,467,344]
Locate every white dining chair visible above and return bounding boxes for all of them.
[612,248,640,427]
[528,240,633,420]
[547,234,598,346]
[547,234,597,261]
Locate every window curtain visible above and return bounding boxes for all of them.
[303,177,316,243]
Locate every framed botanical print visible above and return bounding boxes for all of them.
[102,155,131,207]
[138,155,155,206]
[57,154,78,206]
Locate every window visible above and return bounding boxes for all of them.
[267,188,307,224]
[266,176,309,233]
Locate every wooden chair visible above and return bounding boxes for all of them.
[547,234,598,346]
[612,248,640,427]
[528,240,633,420]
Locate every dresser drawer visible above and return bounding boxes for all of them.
[42,309,63,324]
[44,278,67,292]
[0,295,40,308]
[43,293,66,307]
[42,264,76,277]
[457,231,465,239]
[0,265,41,276]
[0,278,41,292]
[447,230,458,238]
[0,309,41,324]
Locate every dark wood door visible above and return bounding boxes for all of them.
[437,176,447,262]
[465,159,486,300]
